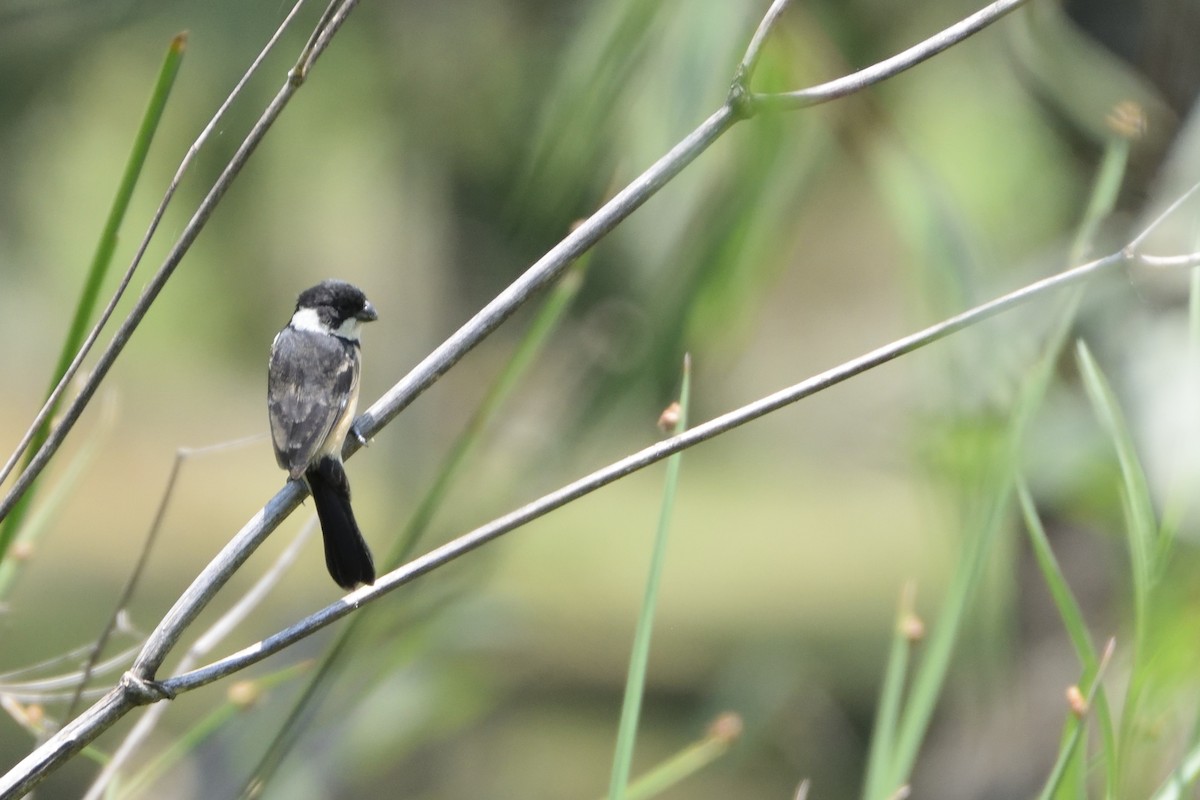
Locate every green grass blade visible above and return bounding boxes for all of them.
[0,33,186,561]
[512,0,669,233]
[1020,479,1118,799]
[1039,130,1128,800]
[1017,479,1096,662]
[1068,135,1129,265]
[237,259,589,797]
[861,583,919,800]
[1075,339,1162,792]
[886,458,1009,791]
[873,122,1129,799]
[1039,718,1087,800]
[615,713,741,800]
[1076,341,1158,626]
[608,355,691,800]
[883,282,1084,792]
[1036,639,1115,800]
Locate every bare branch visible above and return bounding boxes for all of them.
[291,0,359,84]
[1135,252,1200,270]
[63,435,263,721]
[0,644,142,699]
[0,688,134,799]
[751,0,1030,110]
[1128,179,1200,252]
[80,519,317,800]
[736,0,795,83]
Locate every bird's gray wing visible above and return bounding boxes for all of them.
[268,329,360,478]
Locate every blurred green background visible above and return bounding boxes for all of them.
[2,0,1199,797]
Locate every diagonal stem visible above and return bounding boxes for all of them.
[754,0,1030,110]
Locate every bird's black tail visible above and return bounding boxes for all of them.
[306,457,376,590]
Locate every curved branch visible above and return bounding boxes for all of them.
[750,0,1029,111]
[736,0,796,82]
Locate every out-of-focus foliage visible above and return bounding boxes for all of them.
[1,0,1199,798]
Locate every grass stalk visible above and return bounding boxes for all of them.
[1076,340,1164,792]
[1019,479,1117,798]
[862,583,920,800]
[617,712,742,800]
[872,121,1130,796]
[608,355,691,800]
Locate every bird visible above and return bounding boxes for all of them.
[267,279,378,589]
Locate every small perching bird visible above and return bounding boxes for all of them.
[267,279,378,589]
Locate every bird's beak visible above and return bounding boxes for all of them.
[358,301,378,322]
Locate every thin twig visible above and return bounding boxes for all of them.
[736,0,795,83]
[0,1,308,497]
[0,645,142,698]
[290,0,355,84]
[1128,181,1200,252]
[63,435,264,721]
[752,0,1029,110]
[2,687,112,709]
[80,519,317,800]
[1135,253,1200,269]
[0,643,101,681]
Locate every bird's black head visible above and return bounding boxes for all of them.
[292,280,378,338]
